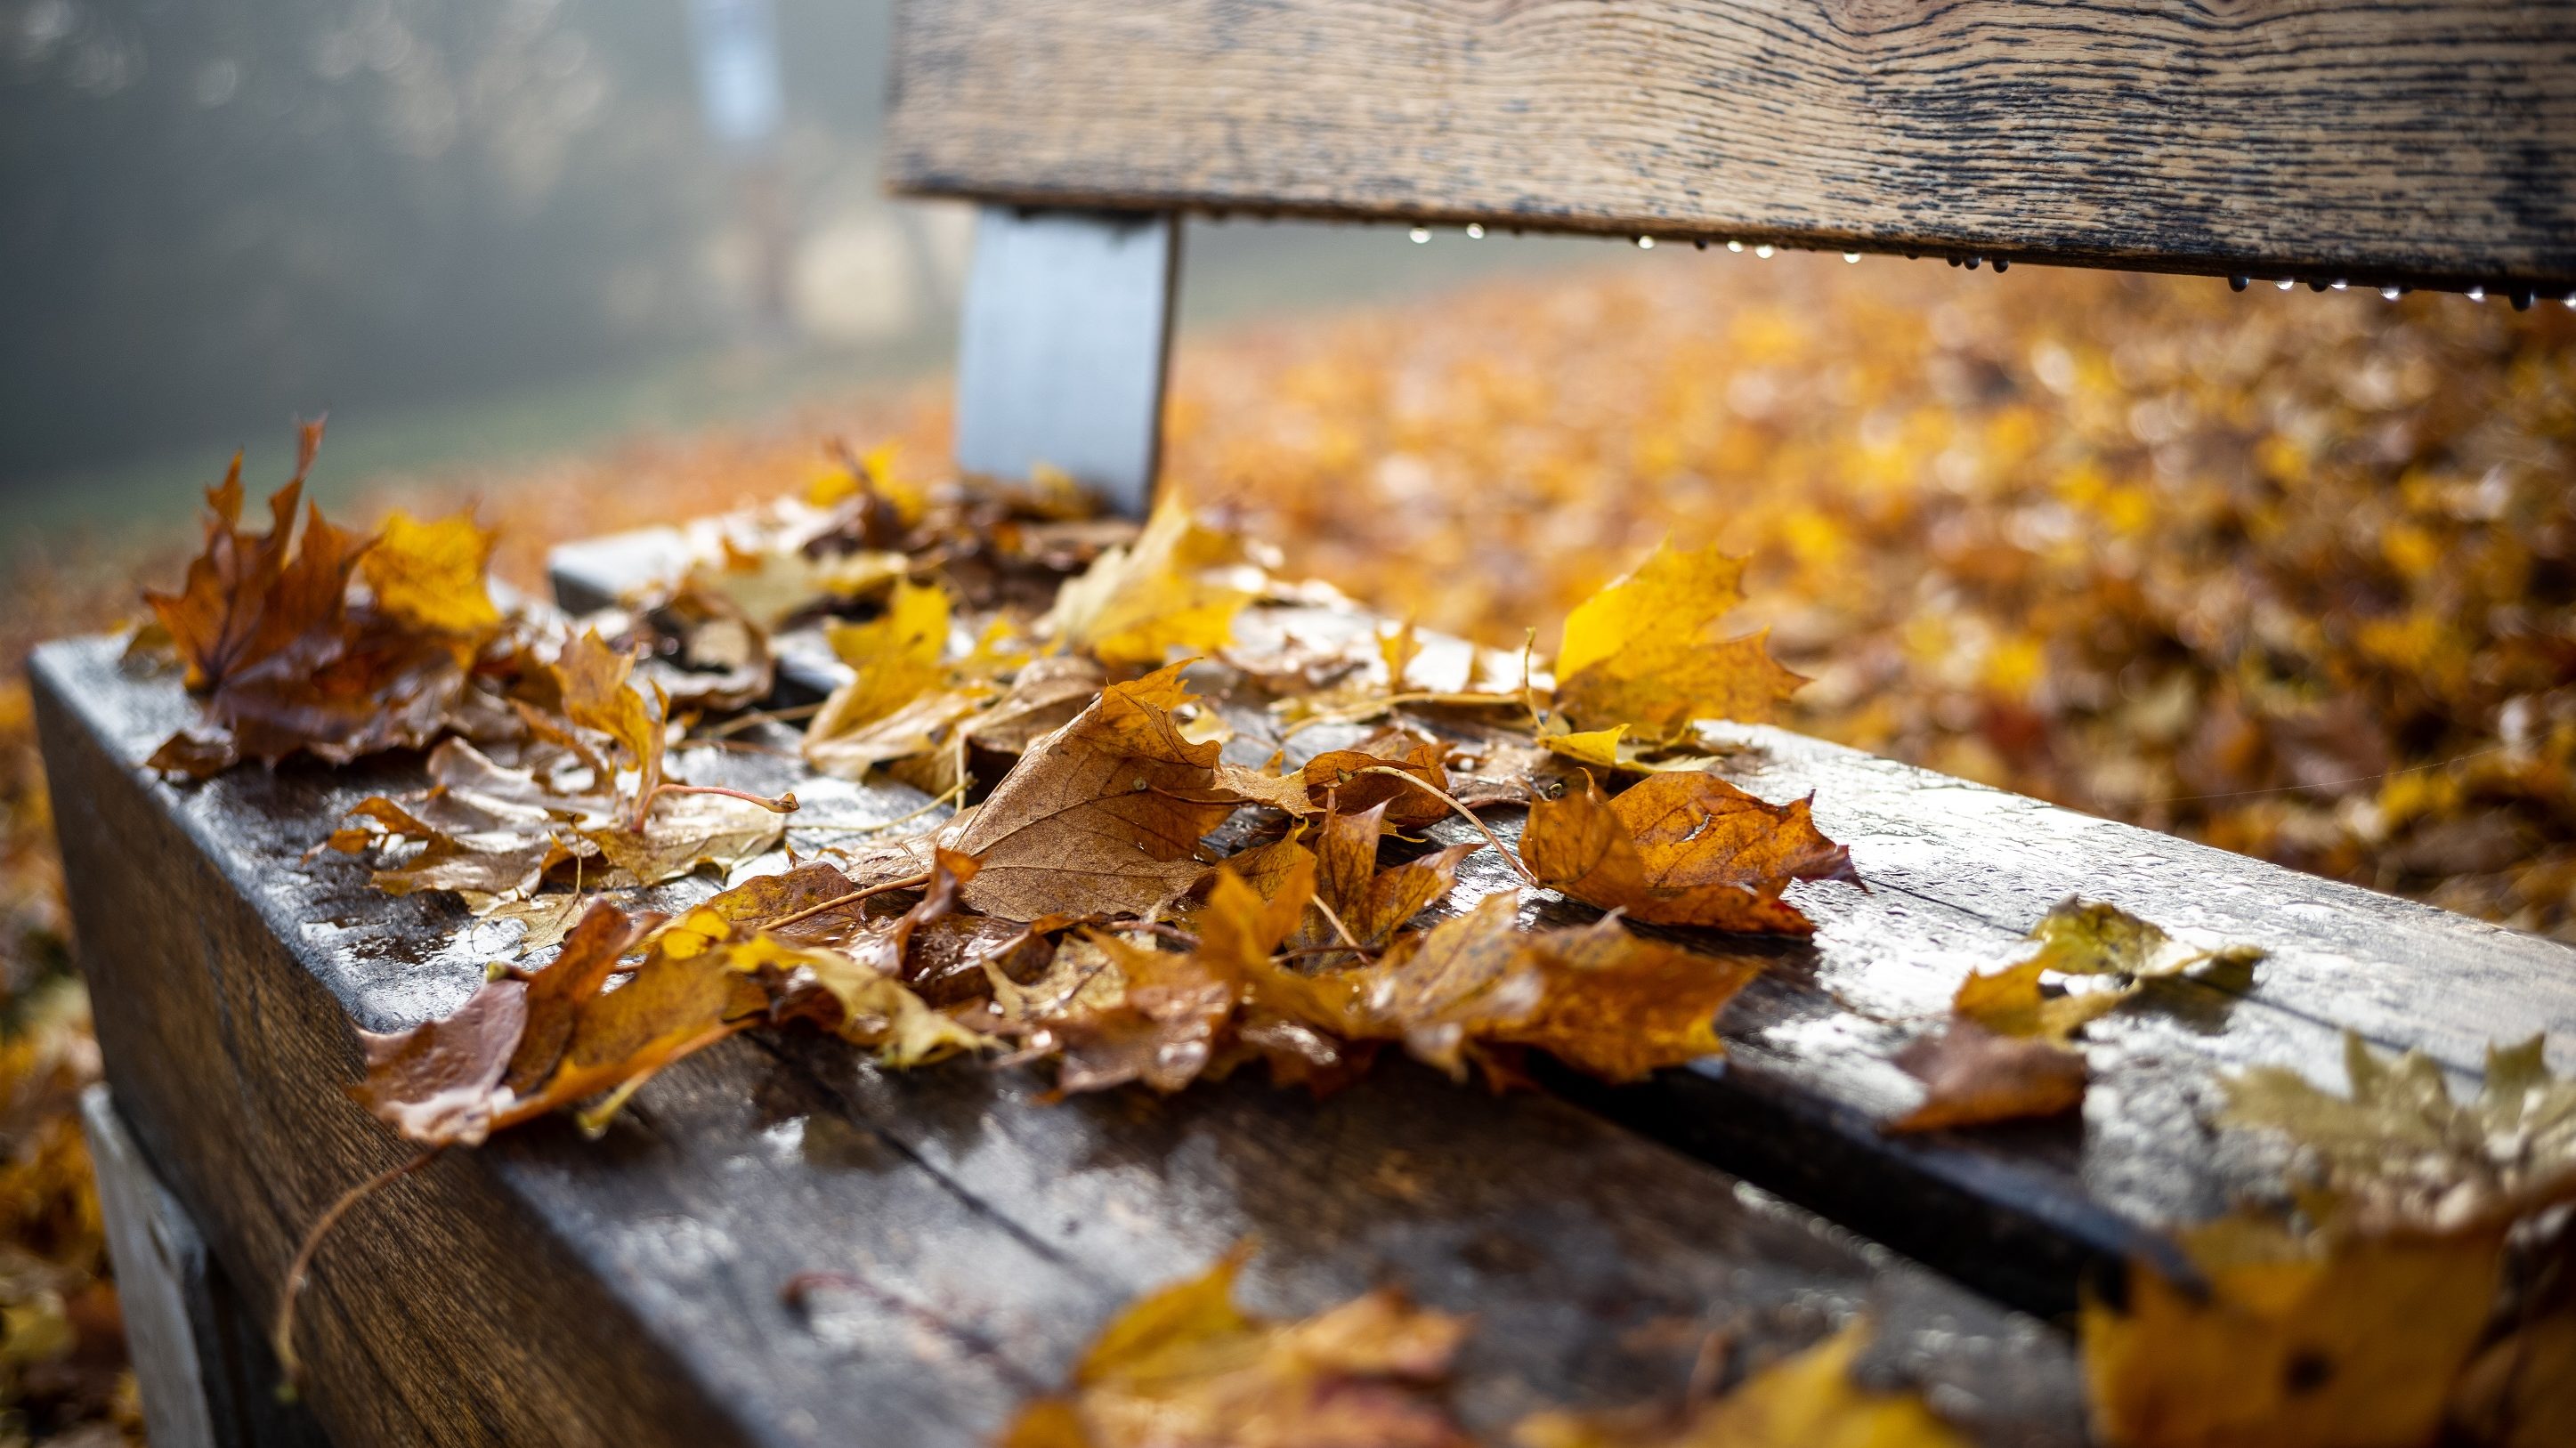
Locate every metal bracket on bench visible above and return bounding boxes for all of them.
[953,206,1179,518]
[80,1087,329,1448]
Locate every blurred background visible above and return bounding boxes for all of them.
[4,2,2574,1443]
[0,0,1602,538]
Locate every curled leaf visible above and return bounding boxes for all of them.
[1521,773,1853,934]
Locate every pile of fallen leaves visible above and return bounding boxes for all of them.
[118,422,2572,1446]
[3,253,2572,1444]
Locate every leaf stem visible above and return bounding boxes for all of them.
[756,869,936,933]
[273,1145,444,1395]
[1351,765,1538,887]
[699,700,826,739]
[643,781,801,818]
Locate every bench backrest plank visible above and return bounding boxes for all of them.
[889,0,2576,293]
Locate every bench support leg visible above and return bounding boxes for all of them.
[80,1086,332,1448]
[953,206,1178,516]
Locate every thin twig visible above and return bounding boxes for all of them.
[1350,765,1536,886]
[644,781,800,814]
[1278,690,1527,740]
[757,870,935,933]
[1310,895,1365,953]
[273,1146,445,1395]
[700,701,826,739]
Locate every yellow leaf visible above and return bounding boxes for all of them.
[2023,898,2264,981]
[1044,496,1253,666]
[1540,723,1628,771]
[360,510,501,636]
[1553,539,1804,738]
[1002,1245,1471,1448]
[1952,959,2128,1045]
[2081,1217,2503,1448]
[1515,1320,1972,1448]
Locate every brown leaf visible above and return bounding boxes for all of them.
[1521,773,1852,934]
[962,655,1106,755]
[348,978,528,1147]
[999,1245,1471,1448]
[352,896,765,1145]
[950,664,1280,920]
[1311,894,1755,1084]
[501,899,658,1097]
[1300,724,1454,829]
[1888,1023,2087,1131]
[142,425,483,772]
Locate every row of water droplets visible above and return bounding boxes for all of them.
[1398,221,2574,308]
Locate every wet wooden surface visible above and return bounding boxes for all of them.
[32,633,2087,1447]
[887,0,2576,294]
[554,536,2576,1313]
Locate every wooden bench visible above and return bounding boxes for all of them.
[41,4,2576,1444]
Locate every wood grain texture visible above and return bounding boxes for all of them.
[30,635,2084,1448]
[551,535,2576,1313]
[887,0,2576,292]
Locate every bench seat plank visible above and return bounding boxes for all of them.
[551,535,2576,1312]
[31,635,2083,1448]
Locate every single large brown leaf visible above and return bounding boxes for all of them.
[1521,773,1853,934]
[950,664,1284,920]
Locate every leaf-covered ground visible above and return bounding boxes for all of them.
[2,251,2571,1442]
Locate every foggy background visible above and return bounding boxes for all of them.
[1,0,1615,537]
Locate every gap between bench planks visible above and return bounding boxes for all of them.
[31,635,2085,1448]
[557,535,2576,1315]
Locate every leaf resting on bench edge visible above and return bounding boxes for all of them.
[1513,1319,1971,1448]
[1520,771,1855,934]
[997,1243,1473,1448]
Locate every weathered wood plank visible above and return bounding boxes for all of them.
[550,532,2576,1311]
[887,0,2576,294]
[31,635,2082,1447]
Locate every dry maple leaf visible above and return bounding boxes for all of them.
[1041,863,1316,1096]
[1887,1023,2088,1132]
[142,425,485,775]
[1300,724,1456,829]
[998,1244,1471,1448]
[1551,539,1804,739]
[2221,1031,2576,1229]
[1521,773,1854,934]
[352,896,752,1145]
[949,664,1295,921]
[1043,495,1255,667]
[1514,1319,1971,1448]
[1308,893,1761,1085]
[2080,1213,2507,1448]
